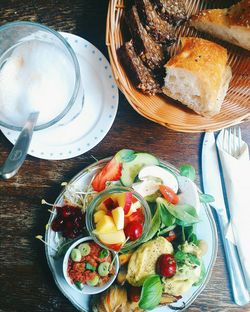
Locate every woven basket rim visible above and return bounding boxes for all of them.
[106,0,250,133]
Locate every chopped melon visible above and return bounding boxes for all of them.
[97,202,107,212]
[112,207,124,230]
[96,215,117,234]
[94,210,106,223]
[98,230,126,245]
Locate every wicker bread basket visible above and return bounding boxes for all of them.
[106,0,250,133]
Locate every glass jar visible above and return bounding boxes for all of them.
[86,186,152,253]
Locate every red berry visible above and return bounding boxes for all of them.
[62,206,71,218]
[51,217,64,231]
[156,254,176,278]
[124,221,143,241]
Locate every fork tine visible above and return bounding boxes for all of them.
[237,126,242,157]
[233,126,237,157]
[228,127,231,156]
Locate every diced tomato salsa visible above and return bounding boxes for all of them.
[67,241,115,288]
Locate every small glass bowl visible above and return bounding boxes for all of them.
[63,236,119,295]
[86,187,152,253]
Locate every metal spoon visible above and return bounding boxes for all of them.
[0,111,39,179]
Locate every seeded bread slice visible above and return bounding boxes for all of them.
[125,5,167,72]
[135,0,176,44]
[153,0,187,26]
[118,41,161,95]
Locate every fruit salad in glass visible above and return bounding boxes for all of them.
[86,187,151,252]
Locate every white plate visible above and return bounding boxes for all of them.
[0,33,118,160]
[45,158,218,312]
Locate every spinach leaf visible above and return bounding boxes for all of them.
[139,275,163,310]
[99,249,109,258]
[179,165,196,181]
[143,204,161,242]
[174,251,200,266]
[188,233,198,245]
[168,204,199,224]
[160,204,176,226]
[194,261,206,286]
[184,226,198,245]
[199,193,215,203]
[157,198,199,225]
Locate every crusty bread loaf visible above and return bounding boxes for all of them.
[162,37,232,117]
[190,0,250,51]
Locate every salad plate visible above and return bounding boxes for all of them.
[44,155,218,311]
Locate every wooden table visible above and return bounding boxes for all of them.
[0,1,250,311]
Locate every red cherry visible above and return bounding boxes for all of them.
[62,206,71,218]
[156,254,176,278]
[51,217,64,231]
[124,221,143,241]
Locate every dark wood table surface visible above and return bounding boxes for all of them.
[0,1,250,311]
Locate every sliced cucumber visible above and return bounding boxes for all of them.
[87,275,99,286]
[78,243,91,256]
[70,248,82,262]
[138,165,179,193]
[120,152,159,187]
[98,262,110,276]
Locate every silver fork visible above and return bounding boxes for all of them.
[222,126,243,159]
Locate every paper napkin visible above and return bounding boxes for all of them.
[217,130,250,291]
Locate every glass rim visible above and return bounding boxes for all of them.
[85,186,152,253]
[0,21,81,131]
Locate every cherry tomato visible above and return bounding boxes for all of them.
[165,230,177,242]
[128,286,142,302]
[124,221,143,241]
[156,254,176,278]
[159,185,179,205]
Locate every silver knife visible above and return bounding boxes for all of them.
[202,132,249,306]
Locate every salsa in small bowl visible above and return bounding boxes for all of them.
[63,236,119,294]
[86,187,151,252]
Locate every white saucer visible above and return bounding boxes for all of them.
[0,32,119,160]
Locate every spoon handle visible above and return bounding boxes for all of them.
[0,112,39,179]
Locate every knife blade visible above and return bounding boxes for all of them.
[202,132,249,306]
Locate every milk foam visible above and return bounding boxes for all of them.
[0,40,75,127]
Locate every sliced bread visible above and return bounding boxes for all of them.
[135,0,175,44]
[118,40,161,95]
[152,0,187,26]
[162,37,232,117]
[125,5,167,72]
[190,0,250,51]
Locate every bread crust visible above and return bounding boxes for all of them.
[190,0,250,50]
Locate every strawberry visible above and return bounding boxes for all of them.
[92,157,122,192]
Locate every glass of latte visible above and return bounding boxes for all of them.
[0,21,84,131]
